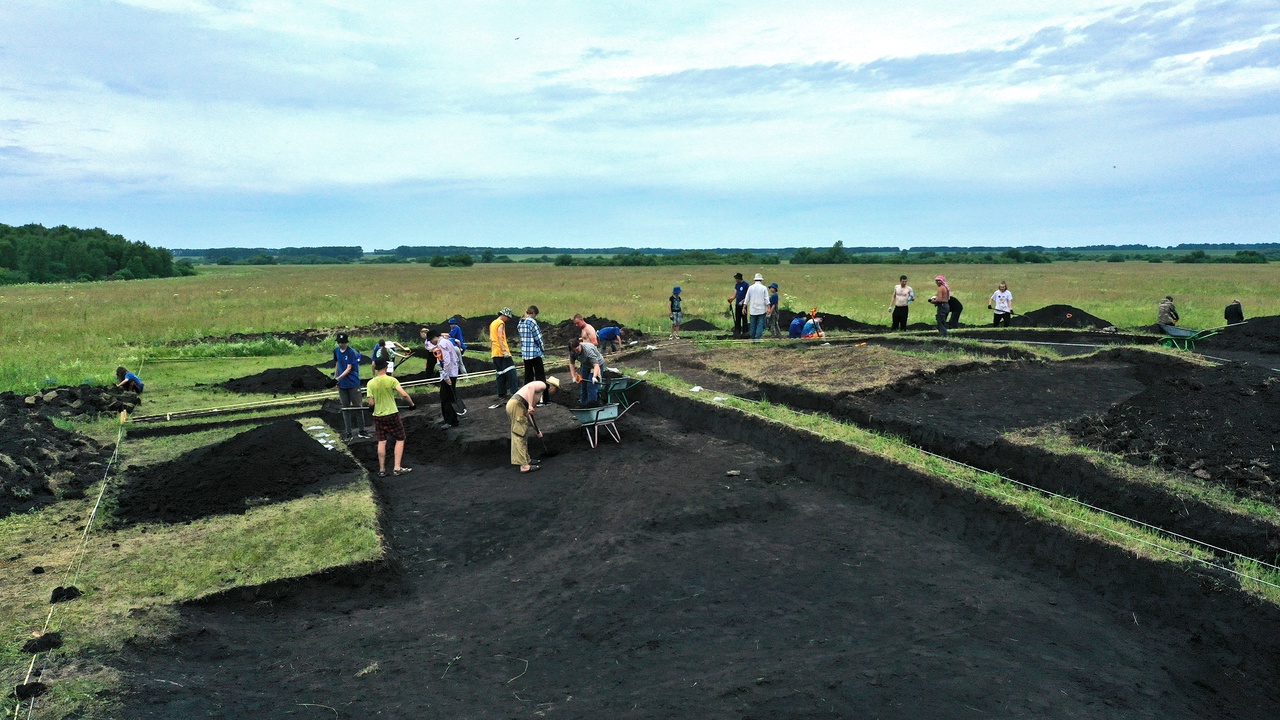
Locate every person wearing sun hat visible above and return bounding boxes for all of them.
[507,376,560,473]
[745,272,770,340]
[490,307,518,403]
[766,282,782,338]
[669,286,683,339]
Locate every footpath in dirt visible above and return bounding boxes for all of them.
[115,408,1280,718]
[112,420,361,525]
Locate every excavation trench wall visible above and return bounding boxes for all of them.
[753,380,1280,561]
[637,382,1280,679]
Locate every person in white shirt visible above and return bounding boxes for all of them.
[989,281,1013,327]
[889,275,914,331]
[744,273,771,340]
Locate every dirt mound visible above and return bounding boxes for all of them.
[0,407,111,518]
[1010,304,1114,330]
[113,421,361,525]
[1202,315,1280,354]
[546,316,641,346]
[680,318,718,331]
[1072,363,1280,501]
[0,385,140,420]
[779,310,885,333]
[219,366,336,395]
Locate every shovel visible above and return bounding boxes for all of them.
[528,412,558,458]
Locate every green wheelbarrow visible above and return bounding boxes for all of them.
[568,402,637,448]
[1158,324,1221,351]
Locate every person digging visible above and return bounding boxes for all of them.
[367,358,415,477]
[507,376,560,474]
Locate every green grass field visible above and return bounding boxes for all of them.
[0,261,1274,393]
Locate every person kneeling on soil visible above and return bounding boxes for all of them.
[115,366,144,394]
[567,337,605,405]
[788,314,806,338]
[507,376,559,473]
[1157,295,1180,326]
[367,359,415,477]
[803,312,825,339]
[596,325,623,354]
[1225,299,1245,325]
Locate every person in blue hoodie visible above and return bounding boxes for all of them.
[788,314,806,338]
[115,366,144,394]
[448,316,468,353]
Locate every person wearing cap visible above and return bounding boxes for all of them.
[448,317,468,354]
[333,332,369,441]
[729,272,749,337]
[490,308,519,402]
[669,286,683,339]
[1157,295,1180,326]
[567,337,605,405]
[890,275,914,331]
[367,358,415,477]
[507,376,560,474]
[1224,299,1245,325]
[518,305,546,386]
[744,273,770,340]
[928,276,952,336]
[425,327,463,428]
[766,282,782,338]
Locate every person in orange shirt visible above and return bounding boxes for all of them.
[490,308,518,403]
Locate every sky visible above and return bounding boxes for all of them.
[1,0,1278,250]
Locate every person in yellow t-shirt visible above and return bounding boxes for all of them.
[490,307,518,403]
[367,359,415,477]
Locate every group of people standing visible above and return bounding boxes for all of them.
[728,272,782,339]
[890,275,1013,336]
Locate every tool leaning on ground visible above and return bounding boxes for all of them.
[528,412,556,458]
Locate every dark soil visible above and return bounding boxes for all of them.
[0,406,112,518]
[679,318,718,331]
[545,315,640,346]
[112,421,362,525]
[1071,362,1280,502]
[217,366,336,394]
[1200,314,1280,354]
[0,384,141,420]
[778,310,884,333]
[116,406,1280,718]
[1009,304,1115,330]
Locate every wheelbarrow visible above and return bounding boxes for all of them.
[602,376,645,409]
[1158,324,1221,351]
[568,402,636,448]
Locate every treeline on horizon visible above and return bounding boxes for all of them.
[0,223,195,285]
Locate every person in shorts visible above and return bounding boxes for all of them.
[333,333,368,441]
[669,286,683,339]
[890,275,914,331]
[367,358,415,477]
[507,376,559,474]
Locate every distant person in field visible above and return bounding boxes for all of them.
[767,283,782,338]
[506,376,559,474]
[669,286,683,339]
[745,273,770,340]
[448,317,467,354]
[789,313,806,338]
[989,281,1013,326]
[568,337,604,406]
[115,366,144,394]
[425,328,462,428]
[596,325,623,354]
[518,305,547,386]
[890,275,914,331]
[367,358,415,477]
[1224,299,1245,325]
[490,308,519,403]
[1157,295,1180,326]
[928,276,952,336]
[729,272,750,337]
[332,333,368,441]
[573,313,598,346]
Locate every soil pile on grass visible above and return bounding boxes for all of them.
[1071,363,1280,501]
[680,319,718,331]
[546,316,640,346]
[114,421,360,525]
[0,408,111,518]
[1201,315,1280,354]
[1010,305,1114,330]
[219,366,336,394]
[778,310,884,333]
[0,385,140,420]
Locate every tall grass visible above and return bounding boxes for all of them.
[0,262,1273,391]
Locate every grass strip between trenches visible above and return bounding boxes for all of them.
[1,416,384,719]
[633,370,1280,606]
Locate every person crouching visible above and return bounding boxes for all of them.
[507,376,560,474]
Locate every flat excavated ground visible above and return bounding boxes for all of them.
[116,405,1280,718]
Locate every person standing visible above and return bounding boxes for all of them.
[367,358,414,477]
[419,327,439,377]
[669,286,683,339]
[989,281,1014,326]
[490,308,519,403]
[426,328,463,428]
[1225,299,1245,325]
[573,314,598,345]
[568,337,605,406]
[745,273,769,340]
[333,333,368,441]
[729,272,749,337]
[890,275,914,331]
[519,305,546,386]
[1157,295,1180,326]
[928,276,952,337]
[766,283,782,338]
[115,366,144,394]
[506,377,559,474]
[448,317,468,354]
